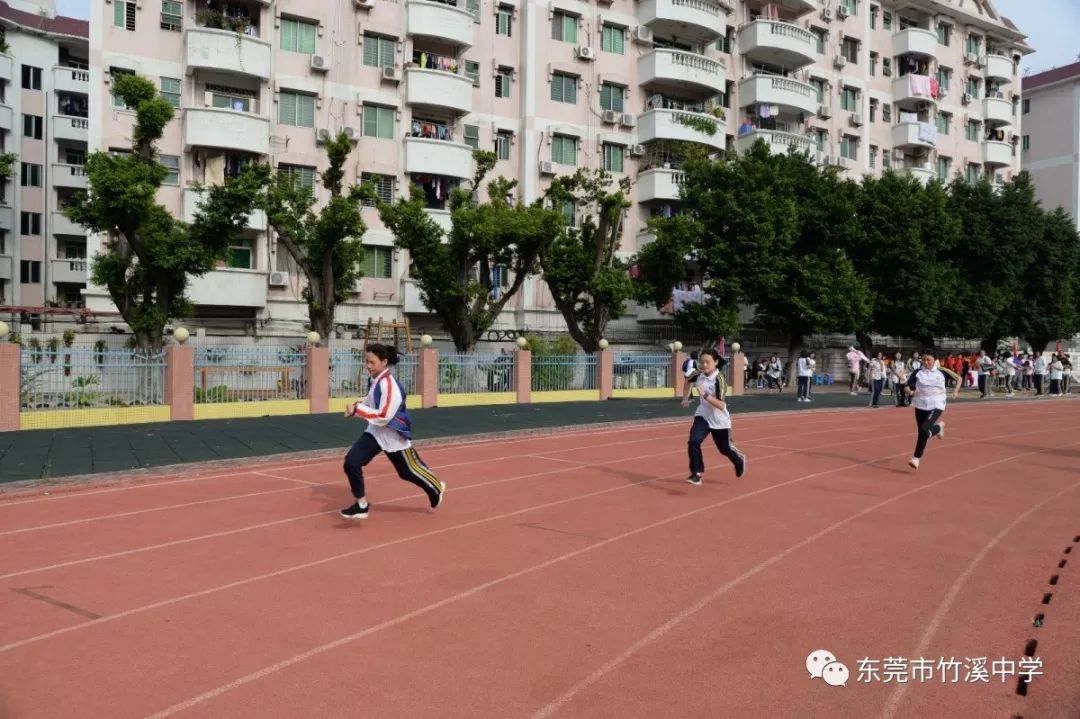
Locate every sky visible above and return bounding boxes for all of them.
[54,0,1078,75]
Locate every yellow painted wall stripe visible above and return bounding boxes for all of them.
[612,388,674,399]
[530,390,599,403]
[433,392,517,408]
[193,400,310,420]
[19,406,172,431]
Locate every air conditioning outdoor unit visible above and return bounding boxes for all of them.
[539,160,556,175]
[269,272,288,287]
[381,65,401,83]
[619,113,636,127]
[576,46,596,60]
[310,55,329,72]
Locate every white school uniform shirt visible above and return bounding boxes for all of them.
[351,369,411,452]
[1049,361,1064,381]
[693,370,732,430]
[907,367,955,411]
[797,357,813,377]
[1034,357,1048,375]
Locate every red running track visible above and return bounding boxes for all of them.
[1,400,1079,719]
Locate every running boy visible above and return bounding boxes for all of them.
[340,343,445,519]
[904,350,962,470]
[680,349,746,485]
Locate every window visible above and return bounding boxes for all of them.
[22,114,43,140]
[811,28,825,54]
[882,57,892,76]
[935,112,950,135]
[362,246,393,279]
[965,33,981,56]
[965,77,981,99]
[161,0,182,31]
[868,145,877,169]
[561,200,576,227]
[159,155,180,185]
[882,11,892,30]
[840,135,857,160]
[1021,135,1029,151]
[869,99,877,123]
[869,4,877,29]
[20,212,42,236]
[496,5,512,36]
[362,104,395,138]
[363,34,395,68]
[551,134,576,166]
[965,163,979,184]
[841,37,858,63]
[936,22,951,46]
[114,1,136,30]
[936,67,951,92]
[111,67,135,108]
[280,164,316,192]
[869,52,877,76]
[208,84,255,112]
[360,173,394,206]
[228,242,254,269]
[467,0,480,21]
[464,125,479,148]
[1022,98,1030,114]
[465,61,480,87]
[599,83,624,112]
[160,77,181,108]
[965,120,979,142]
[601,24,624,54]
[21,65,42,90]
[882,103,891,122]
[65,150,86,165]
[840,87,858,112]
[551,12,577,43]
[279,91,316,127]
[280,17,317,54]
[840,0,856,14]
[20,163,42,187]
[550,73,577,103]
[495,67,512,98]
[20,260,42,284]
[810,78,825,103]
[602,143,623,173]
[936,156,951,180]
[495,131,511,161]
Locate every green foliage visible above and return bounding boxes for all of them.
[673,114,718,136]
[377,149,562,351]
[542,169,635,352]
[65,73,259,351]
[523,334,580,391]
[1014,205,1080,352]
[0,152,16,179]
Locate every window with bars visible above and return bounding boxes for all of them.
[114,1,136,30]
[361,173,394,206]
[496,6,512,36]
[161,0,182,30]
[464,125,480,148]
[159,155,180,185]
[552,12,577,42]
[280,164,316,192]
[363,104,395,138]
[209,84,256,112]
[160,77,181,108]
[599,83,623,112]
[601,24,624,54]
[363,34,396,68]
[279,91,316,127]
[362,246,393,279]
[465,61,480,87]
[495,131,512,160]
[281,17,317,54]
[551,135,577,166]
[602,143,623,173]
[550,73,577,104]
[495,68,512,98]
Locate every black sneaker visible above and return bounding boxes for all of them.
[735,454,746,478]
[687,474,702,486]
[429,481,446,509]
[340,502,369,520]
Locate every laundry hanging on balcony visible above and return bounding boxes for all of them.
[411,120,453,141]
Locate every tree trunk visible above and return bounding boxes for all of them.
[917,336,936,351]
[854,330,873,356]
[980,337,1000,354]
[1025,337,1051,354]
[785,333,803,390]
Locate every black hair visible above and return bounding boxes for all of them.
[366,343,401,365]
[920,349,938,359]
[800,350,808,358]
[700,349,727,369]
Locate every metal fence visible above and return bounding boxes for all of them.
[531,354,598,392]
[19,348,166,410]
[193,346,307,403]
[613,352,671,389]
[438,352,515,394]
[329,350,418,399]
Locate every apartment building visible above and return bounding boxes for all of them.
[87,0,1028,336]
[0,0,89,312]
[1020,61,1080,230]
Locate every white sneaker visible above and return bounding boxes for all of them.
[936,421,945,440]
[909,457,920,470]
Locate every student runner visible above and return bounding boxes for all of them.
[904,350,962,470]
[680,349,746,485]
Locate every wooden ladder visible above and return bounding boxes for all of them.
[363,317,413,353]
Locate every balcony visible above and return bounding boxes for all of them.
[53,65,90,95]
[0,205,11,231]
[183,188,267,231]
[638,49,726,96]
[737,74,817,115]
[52,163,88,190]
[902,167,936,185]
[0,104,10,132]
[404,137,473,179]
[183,108,270,155]
[0,54,11,82]
[735,129,815,158]
[185,27,272,80]
[637,0,727,42]
[407,0,475,49]
[406,68,473,115]
[53,115,89,142]
[638,109,725,151]
[774,0,818,13]
[891,75,936,109]
[891,28,937,58]
[982,97,1013,127]
[984,54,1014,83]
[50,258,87,284]
[891,122,936,149]
[983,140,1013,167]
[51,212,85,236]
[425,209,453,234]
[737,20,816,69]
[636,168,686,204]
[0,256,11,281]
[187,269,268,307]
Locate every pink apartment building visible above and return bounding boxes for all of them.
[1020,60,1080,231]
[78,0,1028,337]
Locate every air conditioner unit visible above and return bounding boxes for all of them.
[820,6,833,21]
[342,126,358,141]
[353,0,374,8]
[850,113,863,127]
[269,272,288,287]
[964,52,979,65]
[576,46,596,61]
[629,144,646,156]
[619,113,636,127]
[317,128,333,143]
[310,55,329,72]
[977,55,986,67]
[381,65,401,83]
[817,104,832,118]
[351,279,363,294]
[539,160,556,175]
[836,5,849,18]
[834,55,847,69]
[961,93,972,105]
[634,26,653,44]
[602,110,619,124]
